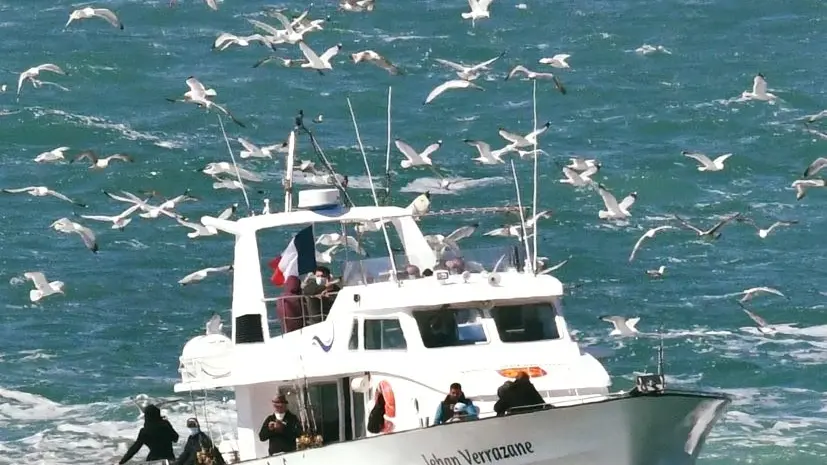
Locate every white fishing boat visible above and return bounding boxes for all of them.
[172,177,732,465]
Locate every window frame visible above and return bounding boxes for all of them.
[489,302,561,343]
[413,307,490,349]
[363,317,408,351]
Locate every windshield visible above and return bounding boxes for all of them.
[491,303,560,342]
[414,308,487,348]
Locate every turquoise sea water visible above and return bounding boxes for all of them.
[1,0,826,464]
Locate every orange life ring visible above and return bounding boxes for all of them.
[377,380,396,433]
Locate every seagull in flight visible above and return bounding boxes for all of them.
[538,256,571,275]
[2,186,86,207]
[739,73,777,102]
[566,157,599,172]
[736,218,797,239]
[803,157,827,178]
[72,151,133,170]
[424,224,478,256]
[395,139,442,169]
[538,54,570,68]
[179,265,233,285]
[34,147,71,163]
[206,313,224,335]
[297,41,342,74]
[672,212,741,240]
[599,316,640,337]
[65,7,123,30]
[505,66,566,94]
[176,205,236,238]
[791,179,826,200]
[81,203,143,231]
[167,77,245,127]
[737,302,776,335]
[424,79,483,105]
[24,272,65,303]
[202,162,263,182]
[351,50,401,75]
[739,287,786,303]
[682,151,732,172]
[559,166,599,187]
[132,395,183,420]
[464,140,514,165]
[17,63,68,101]
[237,138,284,159]
[50,218,98,253]
[316,233,365,255]
[596,184,637,220]
[498,122,551,148]
[340,0,375,12]
[462,0,494,26]
[628,226,676,262]
[212,33,271,51]
[103,190,182,220]
[434,52,504,81]
[646,266,666,278]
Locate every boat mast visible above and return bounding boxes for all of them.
[284,129,296,212]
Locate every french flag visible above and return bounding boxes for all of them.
[268,226,317,286]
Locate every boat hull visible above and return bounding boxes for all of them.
[225,391,730,465]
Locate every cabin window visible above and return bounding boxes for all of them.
[491,303,560,342]
[348,319,359,350]
[414,308,487,348]
[364,319,406,350]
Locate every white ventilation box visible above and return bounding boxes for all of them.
[297,188,341,210]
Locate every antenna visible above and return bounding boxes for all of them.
[283,129,297,212]
[509,160,532,271]
[216,113,252,215]
[346,97,400,284]
[657,327,665,381]
[530,79,539,274]
[381,86,393,206]
[295,110,355,207]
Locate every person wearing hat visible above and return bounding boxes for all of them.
[118,404,179,464]
[258,394,301,455]
[174,417,225,465]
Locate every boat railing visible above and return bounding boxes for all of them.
[261,292,341,337]
[340,244,524,286]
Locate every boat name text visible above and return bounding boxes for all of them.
[421,441,534,465]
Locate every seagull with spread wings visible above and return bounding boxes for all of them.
[2,186,86,207]
[672,213,741,240]
[433,52,504,81]
[167,77,245,127]
[628,226,676,262]
[65,7,123,30]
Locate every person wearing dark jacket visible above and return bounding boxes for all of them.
[302,266,341,324]
[119,404,179,464]
[494,372,545,416]
[258,395,301,455]
[175,418,225,465]
[433,383,479,425]
[277,276,305,333]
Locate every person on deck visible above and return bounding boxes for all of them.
[174,417,225,465]
[118,404,179,464]
[276,276,305,334]
[433,383,478,425]
[302,266,341,324]
[259,395,301,456]
[494,371,545,416]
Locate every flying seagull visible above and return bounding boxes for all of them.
[538,256,571,275]
[212,33,271,51]
[736,218,797,239]
[2,186,86,207]
[739,286,786,303]
[737,302,775,335]
[505,65,566,94]
[434,52,504,81]
[132,394,183,420]
[34,147,71,163]
[600,316,640,337]
[628,225,676,262]
[80,203,143,231]
[498,122,551,148]
[179,265,233,285]
[424,224,478,256]
[424,79,484,105]
[791,179,826,200]
[50,218,98,253]
[596,184,637,220]
[351,50,401,75]
[462,0,494,26]
[72,151,133,169]
[559,166,599,187]
[24,272,65,303]
[464,140,512,165]
[297,41,342,73]
[682,151,733,172]
[803,157,827,178]
[65,7,123,30]
[739,73,777,102]
[394,139,442,168]
[538,54,571,68]
[566,157,599,172]
[167,77,245,127]
[672,213,741,240]
[17,63,68,101]
[339,0,375,12]
[646,266,666,278]
[316,233,365,255]
[206,313,224,335]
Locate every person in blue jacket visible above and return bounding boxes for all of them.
[433,383,479,425]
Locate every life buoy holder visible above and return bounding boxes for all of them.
[377,380,396,433]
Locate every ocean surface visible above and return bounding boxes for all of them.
[1,0,826,463]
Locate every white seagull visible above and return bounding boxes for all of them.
[803,157,827,178]
[298,41,342,74]
[424,79,483,105]
[628,225,676,262]
[34,147,71,163]
[237,138,284,159]
[739,287,786,303]
[498,122,551,148]
[17,63,68,101]
[167,77,245,127]
[206,313,224,335]
[462,0,494,26]
[424,224,478,256]
[340,0,375,12]
[738,302,776,335]
[464,140,513,165]
[212,33,271,51]
[559,166,599,187]
[395,139,442,168]
[351,50,400,75]
[179,266,233,286]
[672,213,741,240]
[50,218,98,253]
[600,316,640,337]
[506,66,566,94]
[646,266,666,278]
[24,272,65,303]
[103,191,182,220]
[566,157,599,172]
[176,205,235,238]
[2,186,86,207]
[739,73,777,102]
[737,218,797,239]
[80,203,143,231]
[635,44,671,55]
[72,151,133,170]
[316,233,365,255]
[202,162,263,182]
[791,179,826,200]
[65,7,123,30]
[434,53,504,81]
[682,151,732,172]
[538,54,570,68]
[316,244,342,264]
[596,184,637,220]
